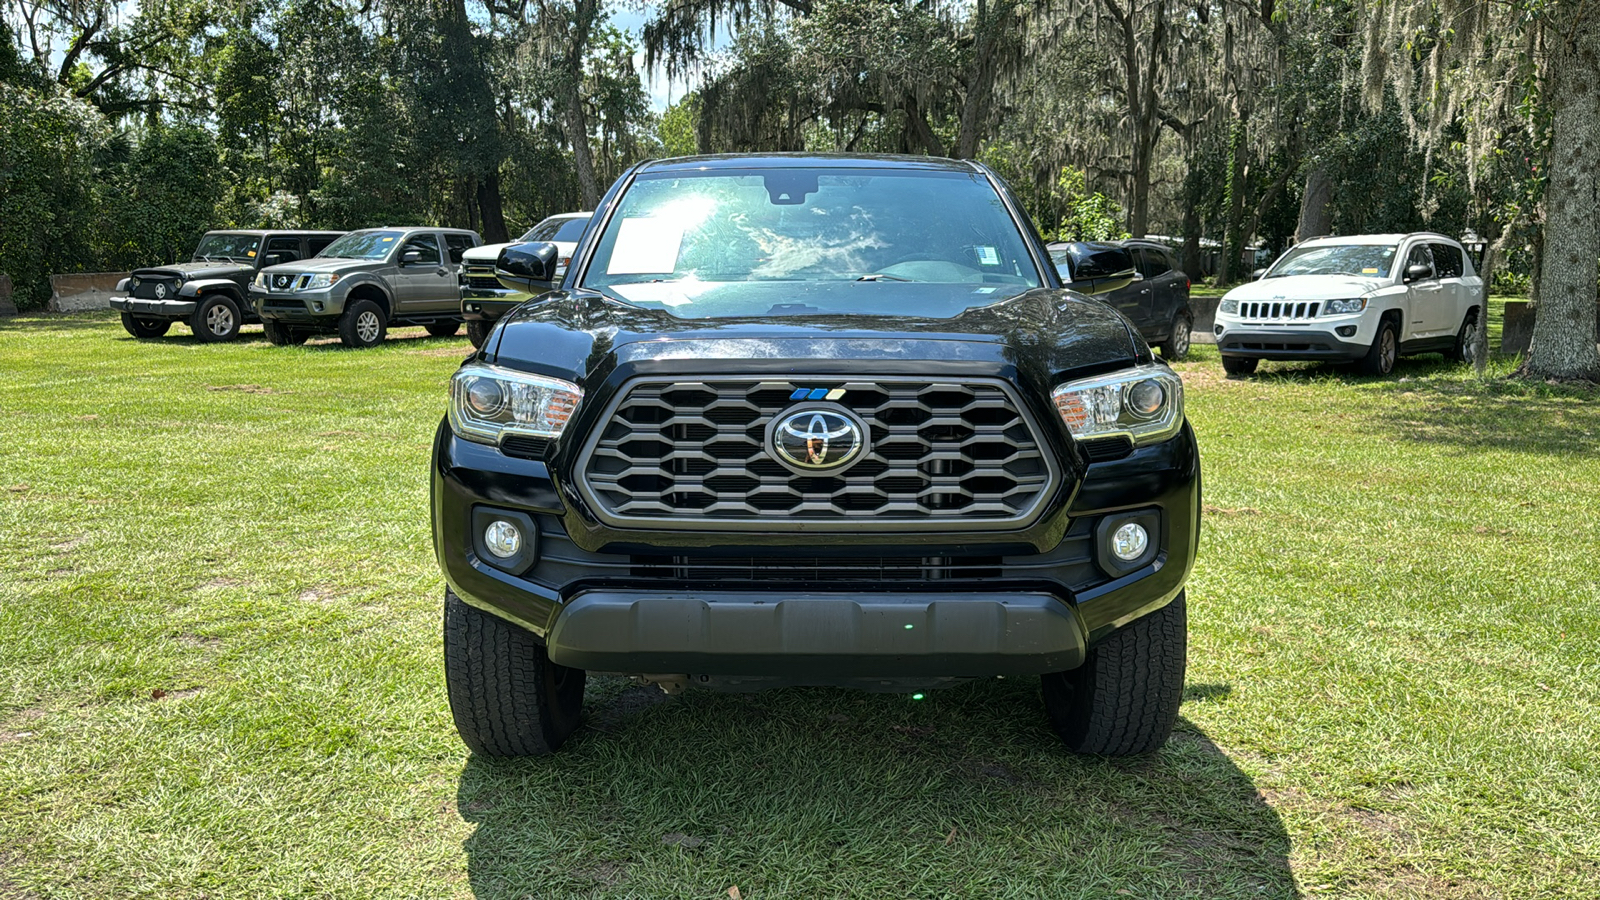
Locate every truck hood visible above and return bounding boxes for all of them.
[260,257,382,275]
[133,262,248,280]
[487,288,1147,388]
[1224,273,1390,301]
[462,241,580,264]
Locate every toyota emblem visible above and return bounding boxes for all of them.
[768,408,867,473]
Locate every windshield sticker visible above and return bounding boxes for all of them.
[976,246,1000,266]
[974,286,999,294]
[382,237,394,242]
[608,217,685,275]
[247,250,256,257]
[1362,267,1379,274]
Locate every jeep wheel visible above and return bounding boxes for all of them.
[191,295,242,343]
[262,321,309,346]
[1159,311,1193,361]
[443,589,586,757]
[338,299,387,349]
[1357,316,1399,376]
[1041,591,1186,756]
[425,320,461,338]
[120,313,171,339]
[466,320,492,349]
[1220,356,1257,377]
[1452,309,1480,364]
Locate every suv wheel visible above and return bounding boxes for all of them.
[466,321,492,349]
[443,589,586,757]
[1041,591,1186,756]
[1452,309,1480,364]
[425,320,460,338]
[1220,356,1257,376]
[1159,311,1193,361]
[1358,316,1399,376]
[120,313,171,339]
[338,299,387,349]
[262,321,309,346]
[192,295,242,343]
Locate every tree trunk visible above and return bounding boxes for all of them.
[1295,165,1332,243]
[1524,7,1600,381]
[478,169,508,243]
[565,89,601,209]
[1216,113,1249,286]
[954,0,997,159]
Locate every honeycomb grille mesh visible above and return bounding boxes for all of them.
[462,263,501,290]
[579,378,1056,524]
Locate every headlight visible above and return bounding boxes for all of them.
[252,272,267,288]
[448,364,583,445]
[1323,297,1366,315]
[130,277,141,289]
[305,273,340,289]
[1219,298,1238,314]
[1051,364,1185,446]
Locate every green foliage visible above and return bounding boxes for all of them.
[658,93,702,157]
[1050,168,1130,242]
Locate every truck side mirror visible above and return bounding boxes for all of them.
[1251,268,1267,281]
[402,249,422,266]
[497,241,560,293]
[1404,263,1433,283]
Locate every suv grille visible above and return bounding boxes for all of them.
[462,263,501,291]
[1238,300,1321,320]
[131,278,180,299]
[577,377,1059,530]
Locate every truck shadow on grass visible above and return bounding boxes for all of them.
[456,676,1297,899]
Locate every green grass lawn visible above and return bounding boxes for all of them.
[2,314,1597,899]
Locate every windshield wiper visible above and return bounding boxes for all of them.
[855,273,911,282]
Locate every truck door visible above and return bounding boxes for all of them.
[394,232,453,313]
[1427,241,1469,338]
[1401,243,1442,341]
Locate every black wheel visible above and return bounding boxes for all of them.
[1220,356,1258,376]
[1158,311,1193,361]
[425,320,461,338]
[1041,591,1187,756]
[191,295,242,343]
[1357,316,1399,376]
[338,299,387,349]
[466,320,492,349]
[120,313,171,339]
[1452,308,1480,364]
[262,321,309,346]
[443,589,586,756]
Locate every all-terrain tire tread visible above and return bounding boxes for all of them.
[443,590,582,757]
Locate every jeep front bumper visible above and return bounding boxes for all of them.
[110,296,197,318]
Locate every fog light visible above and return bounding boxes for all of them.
[313,301,325,312]
[1336,325,1357,337]
[483,520,522,559]
[1213,324,1223,336]
[1111,522,1149,561]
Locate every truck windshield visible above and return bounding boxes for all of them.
[193,233,262,262]
[521,216,589,243]
[1266,244,1397,278]
[319,230,407,260]
[580,167,1043,319]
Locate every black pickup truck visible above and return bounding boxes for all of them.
[110,230,345,341]
[433,155,1199,757]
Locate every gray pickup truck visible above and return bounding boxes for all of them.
[250,227,481,348]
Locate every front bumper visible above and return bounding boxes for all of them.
[1214,326,1367,361]
[250,286,340,322]
[110,296,197,319]
[459,293,524,323]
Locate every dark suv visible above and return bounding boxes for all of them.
[433,155,1199,757]
[1050,240,1194,359]
[109,230,344,341]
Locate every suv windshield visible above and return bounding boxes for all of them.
[193,233,262,262]
[521,216,589,243]
[318,230,406,260]
[581,167,1042,319]
[1267,244,1397,278]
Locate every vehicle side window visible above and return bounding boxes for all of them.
[264,236,300,264]
[403,234,442,265]
[444,233,474,264]
[1406,244,1434,278]
[1134,248,1168,278]
[308,236,337,256]
[1429,243,1464,279]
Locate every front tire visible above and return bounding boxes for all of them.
[120,313,171,339]
[338,299,387,349]
[1220,356,1258,376]
[425,320,461,338]
[443,590,586,757]
[466,320,492,349]
[1159,310,1193,361]
[262,321,309,346]
[1357,316,1399,376]
[1041,591,1187,756]
[191,295,242,343]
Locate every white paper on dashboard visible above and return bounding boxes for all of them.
[607,217,685,275]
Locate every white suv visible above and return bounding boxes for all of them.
[1213,233,1484,376]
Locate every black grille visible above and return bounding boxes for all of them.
[131,278,179,299]
[579,377,1058,528]
[1082,436,1134,462]
[629,555,1004,581]
[262,299,307,314]
[463,264,501,290]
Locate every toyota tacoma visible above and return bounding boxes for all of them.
[433,155,1200,757]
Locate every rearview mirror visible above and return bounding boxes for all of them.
[402,249,422,265]
[497,241,560,293]
[1060,245,1137,295]
[1251,268,1267,281]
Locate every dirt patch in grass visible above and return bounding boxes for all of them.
[174,633,222,650]
[48,537,85,553]
[410,347,474,358]
[148,687,203,702]
[0,849,44,900]
[569,860,629,888]
[205,384,292,394]
[0,708,45,745]
[193,577,242,592]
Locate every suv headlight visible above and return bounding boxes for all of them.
[252,272,267,288]
[1219,297,1238,314]
[1323,297,1366,315]
[1051,364,1185,446]
[449,364,583,445]
[305,273,340,289]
